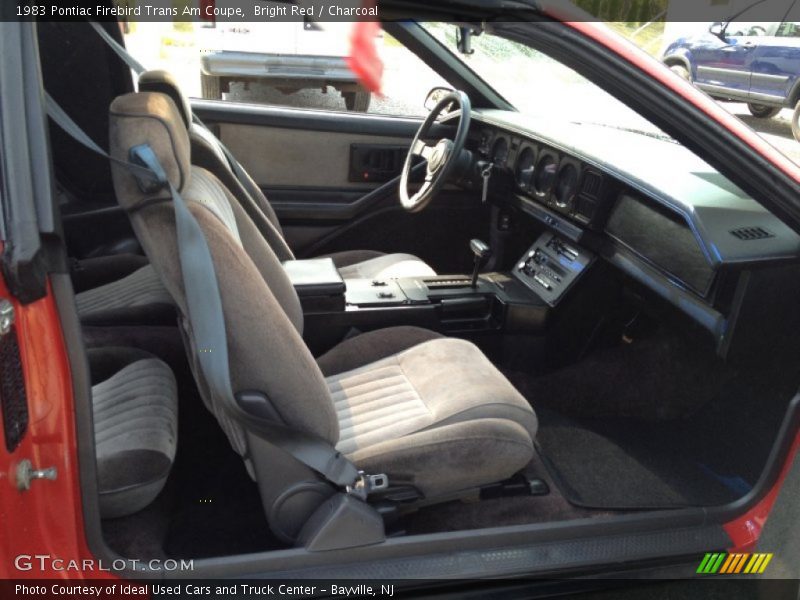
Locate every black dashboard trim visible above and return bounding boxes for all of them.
[605,192,717,298]
[606,230,712,299]
[510,193,585,244]
[605,244,726,338]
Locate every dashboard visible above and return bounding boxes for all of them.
[463,109,800,342]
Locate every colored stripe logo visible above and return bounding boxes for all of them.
[697,553,773,574]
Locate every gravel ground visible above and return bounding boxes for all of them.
[720,103,800,165]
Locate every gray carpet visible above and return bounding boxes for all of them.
[506,328,799,510]
[535,408,738,509]
[403,449,609,534]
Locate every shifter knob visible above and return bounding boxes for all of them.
[470,238,492,260]
[469,239,492,288]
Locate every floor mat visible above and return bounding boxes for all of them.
[507,326,799,511]
[535,408,739,509]
[402,448,609,534]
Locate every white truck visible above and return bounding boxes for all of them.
[198,4,372,111]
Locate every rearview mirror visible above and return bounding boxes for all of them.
[424,86,454,112]
[456,26,475,55]
[709,22,727,40]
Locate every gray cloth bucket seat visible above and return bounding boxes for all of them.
[107,92,536,543]
[74,70,434,324]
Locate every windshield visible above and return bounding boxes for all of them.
[422,23,671,139]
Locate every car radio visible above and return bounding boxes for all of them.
[513,232,594,306]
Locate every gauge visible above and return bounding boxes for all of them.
[478,130,492,157]
[515,146,536,189]
[491,136,509,167]
[553,163,579,210]
[533,154,558,195]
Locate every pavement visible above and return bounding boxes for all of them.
[721,103,800,165]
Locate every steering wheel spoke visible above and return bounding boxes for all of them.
[410,180,433,206]
[412,139,435,161]
[399,91,472,213]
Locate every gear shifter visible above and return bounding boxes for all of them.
[469,239,492,288]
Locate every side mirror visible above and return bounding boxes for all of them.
[424,86,454,112]
[709,22,727,40]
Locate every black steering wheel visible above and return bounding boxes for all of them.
[399,90,471,213]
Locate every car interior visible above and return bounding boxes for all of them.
[31,16,800,567]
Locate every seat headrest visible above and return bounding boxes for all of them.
[109,92,191,209]
[138,70,192,129]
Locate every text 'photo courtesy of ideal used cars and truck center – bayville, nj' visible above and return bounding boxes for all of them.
[1,0,800,598]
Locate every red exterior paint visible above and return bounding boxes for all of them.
[723,430,800,551]
[0,266,110,580]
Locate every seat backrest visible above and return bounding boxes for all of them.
[138,70,294,262]
[108,92,339,457]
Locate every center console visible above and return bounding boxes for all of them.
[283,257,346,312]
[284,234,594,352]
[512,232,594,307]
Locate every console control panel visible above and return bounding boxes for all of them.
[514,232,594,306]
[346,278,409,307]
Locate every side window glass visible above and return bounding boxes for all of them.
[776,21,800,36]
[724,0,790,36]
[777,3,800,36]
[726,21,778,37]
[122,19,450,117]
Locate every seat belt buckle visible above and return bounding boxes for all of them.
[347,471,389,500]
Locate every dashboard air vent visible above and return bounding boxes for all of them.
[730,226,774,241]
[580,171,602,198]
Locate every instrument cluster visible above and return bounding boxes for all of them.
[475,127,614,231]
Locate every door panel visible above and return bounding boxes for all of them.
[218,123,411,189]
[192,100,483,272]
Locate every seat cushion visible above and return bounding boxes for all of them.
[317,326,444,376]
[75,264,175,325]
[324,250,437,280]
[89,347,178,518]
[325,334,537,498]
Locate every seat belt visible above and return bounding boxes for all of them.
[88,21,146,75]
[45,93,381,494]
[88,21,263,203]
